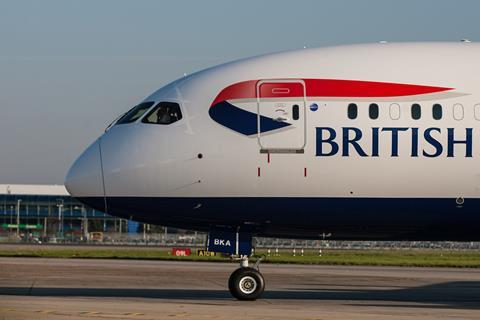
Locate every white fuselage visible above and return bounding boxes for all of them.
[65,43,480,240]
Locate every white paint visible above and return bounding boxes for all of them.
[66,42,480,200]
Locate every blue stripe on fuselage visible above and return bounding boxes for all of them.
[76,196,480,241]
[209,101,290,136]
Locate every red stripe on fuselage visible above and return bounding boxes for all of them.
[210,79,453,106]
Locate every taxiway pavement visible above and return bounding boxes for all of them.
[1,257,480,319]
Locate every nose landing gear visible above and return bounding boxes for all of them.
[228,255,265,300]
[206,228,264,300]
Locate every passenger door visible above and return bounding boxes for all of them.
[256,80,306,153]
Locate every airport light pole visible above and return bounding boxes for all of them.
[143,223,146,242]
[74,205,88,241]
[82,206,88,242]
[164,226,167,246]
[57,203,64,240]
[119,219,122,238]
[9,206,13,225]
[16,199,22,237]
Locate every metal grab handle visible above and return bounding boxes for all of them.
[274,116,288,122]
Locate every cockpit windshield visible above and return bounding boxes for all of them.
[115,101,155,125]
[142,102,182,125]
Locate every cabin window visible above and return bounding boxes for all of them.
[453,103,464,120]
[116,101,155,125]
[432,104,442,120]
[142,102,183,125]
[369,103,379,119]
[292,104,300,120]
[411,104,421,120]
[389,103,400,120]
[347,103,357,119]
[474,104,480,120]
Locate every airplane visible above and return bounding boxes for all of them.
[65,42,480,300]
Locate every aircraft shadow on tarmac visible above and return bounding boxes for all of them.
[1,281,480,309]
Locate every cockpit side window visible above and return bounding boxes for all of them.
[116,102,155,125]
[142,102,183,125]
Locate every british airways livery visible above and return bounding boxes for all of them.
[65,42,480,300]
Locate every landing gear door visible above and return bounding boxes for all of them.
[256,80,306,153]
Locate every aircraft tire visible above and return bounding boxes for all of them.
[228,267,265,300]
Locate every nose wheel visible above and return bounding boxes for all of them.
[228,256,265,300]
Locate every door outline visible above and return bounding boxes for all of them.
[256,79,307,153]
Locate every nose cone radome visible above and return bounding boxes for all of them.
[65,139,105,198]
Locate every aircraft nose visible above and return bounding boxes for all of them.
[65,138,106,199]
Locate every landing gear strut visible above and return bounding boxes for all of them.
[206,228,262,300]
[228,255,265,300]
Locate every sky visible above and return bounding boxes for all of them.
[1,0,480,184]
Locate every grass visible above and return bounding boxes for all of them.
[0,245,480,268]
[264,250,480,268]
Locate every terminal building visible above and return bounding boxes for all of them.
[0,184,140,242]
